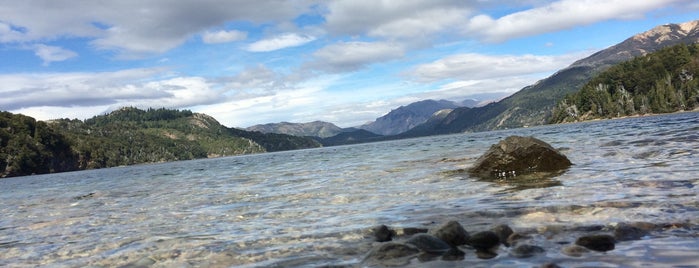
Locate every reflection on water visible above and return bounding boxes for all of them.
[1,112,698,267]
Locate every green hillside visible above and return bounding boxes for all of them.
[552,44,699,123]
[1,107,321,178]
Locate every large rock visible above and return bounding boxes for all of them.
[429,221,469,247]
[469,136,572,180]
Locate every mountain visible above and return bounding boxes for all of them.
[246,121,344,138]
[551,43,699,122]
[317,129,385,146]
[360,99,460,135]
[1,107,321,178]
[403,19,699,137]
[460,99,481,108]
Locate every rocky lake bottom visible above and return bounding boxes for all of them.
[1,112,699,267]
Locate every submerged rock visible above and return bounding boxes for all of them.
[491,224,514,247]
[510,244,545,258]
[364,242,420,266]
[405,233,452,254]
[614,223,649,241]
[468,231,500,251]
[575,234,616,252]
[429,220,469,247]
[441,248,466,261]
[402,227,428,236]
[562,244,590,257]
[469,136,572,180]
[373,225,395,242]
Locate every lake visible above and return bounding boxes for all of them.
[1,112,698,267]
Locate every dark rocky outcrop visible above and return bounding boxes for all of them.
[468,136,572,180]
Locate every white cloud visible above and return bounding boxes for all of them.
[467,0,683,42]
[246,33,316,52]
[307,41,405,73]
[0,69,223,118]
[0,1,313,56]
[33,44,78,66]
[406,52,588,82]
[202,29,248,44]
[324,0,474,40]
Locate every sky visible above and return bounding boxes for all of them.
[1,1,698,128]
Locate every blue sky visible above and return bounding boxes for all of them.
[1,1,698,128]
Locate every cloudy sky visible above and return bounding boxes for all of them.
[1,0,698,128]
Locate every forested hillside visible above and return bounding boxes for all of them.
[0,112,78,177]
[551,44,699,123]
[1,107,321,178]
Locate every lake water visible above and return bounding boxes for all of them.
[1,112,699,267]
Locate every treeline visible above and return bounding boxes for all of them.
[0,112,78,177]
[1,107,321,178]
[552,43,699,123]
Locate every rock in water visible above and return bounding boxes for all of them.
[405,234,452,254]
[575,234,616,252]
[510,244,545,258]
[364,242,420,266]
[429,221,469,247]
[613,223,649,241]
[491,224,514,247]
[469,136,572,180]
[468,231,500,251]
[373,225,395,242]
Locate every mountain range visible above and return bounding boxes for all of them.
[401,19,699,137]
[246,98,486,138]
[249,20,699,142]
[247,121,346,138]
[358,99,460,135]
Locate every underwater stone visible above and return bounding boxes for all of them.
[364,242,420,266]
[373,225,395,242]
[468,136,572,179]
[405,233,452,254]
[491,224,514,247]
[614,223,649,241]
[468,231,501,251]
[510,244,545,258]
[575,234,616,252]
[429,221,469,247]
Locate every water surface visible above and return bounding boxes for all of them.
[1,112,698,267]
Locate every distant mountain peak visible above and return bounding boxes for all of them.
[575,19,699,68]
[360,99,460,135]
[246,121,344,138]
